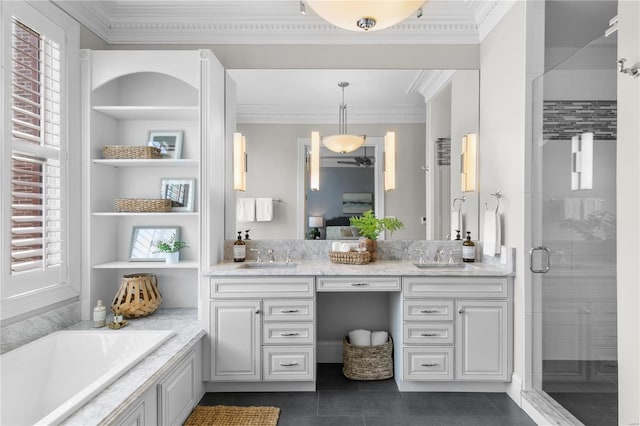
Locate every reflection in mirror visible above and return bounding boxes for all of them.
[129,226,181,261]
[225,69,479,241]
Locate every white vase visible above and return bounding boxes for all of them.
[165,251,179,264]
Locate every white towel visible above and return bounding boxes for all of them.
[371,331,389,346]
[451,210,463,240]
[483,209,499,257]
[582,198,603,219]
[236,197,255,222]
[348,329,371,346]
[495,213,502,255]
[564,198,582,220]
[256,197,273,222]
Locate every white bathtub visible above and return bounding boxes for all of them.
[0,329,174,426]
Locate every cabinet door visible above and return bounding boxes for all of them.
[158,350,196,426]
[210,300,261,381]
[455,300,509,381]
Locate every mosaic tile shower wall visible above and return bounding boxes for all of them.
[543,101,617,140]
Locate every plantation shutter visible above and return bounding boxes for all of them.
[10,18,65,277]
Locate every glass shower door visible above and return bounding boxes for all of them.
[531,34,618,426]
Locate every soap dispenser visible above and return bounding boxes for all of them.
[462,231,476,263]
[234,231,246,262]
[93,300,106,328]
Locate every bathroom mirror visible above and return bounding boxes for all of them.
[225,69,479,241]
[129,226,181,261]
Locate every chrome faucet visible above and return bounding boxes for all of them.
[433,248,445,263]
[267,248,275,263]
[285,249,295,264]
[250,248,262,263]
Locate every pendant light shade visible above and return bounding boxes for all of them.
[306,0,425,32]
[322,81,365,154]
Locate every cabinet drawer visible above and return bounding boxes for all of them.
[403,323,454,345]
[210,277,314,299]
[403,277,509,299]
[403,347,454,381]
[263,346,315,381]
[317,276,400,292]
[263,299,315,321]
[403,300,454,321]
[263,322,315,345]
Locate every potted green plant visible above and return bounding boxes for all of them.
[153,233,188,264]
[349,210,403,261]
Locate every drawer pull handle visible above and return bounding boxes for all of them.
[280,309,300,313]
[350,282,369,286]
[420,333,438,337]
[420,363,439,367]
[420,309,438,313]
[279,332,300,337]
[279,362,299,367]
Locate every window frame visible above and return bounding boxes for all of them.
[1,0,81,321]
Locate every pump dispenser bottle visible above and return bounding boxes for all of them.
[93,300,106,328]
[234,231,246,262]
[462,231,476,263]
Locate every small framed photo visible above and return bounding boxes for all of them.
[342,192,373,214]
[161,178,195,212]
[148,130,183,159]
[129,226,181,261]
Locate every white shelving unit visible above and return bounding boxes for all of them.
[80,50,226,319]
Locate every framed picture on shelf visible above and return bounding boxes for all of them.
[342,192,373,214]
[161,178,195,212]
[147,130,183,159]
[129,226,181,261]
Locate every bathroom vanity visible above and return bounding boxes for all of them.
[204,256,513,392]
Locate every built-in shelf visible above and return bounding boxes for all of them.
[93,212,199,217]
[92,159,199,168]
[92,105,199,120]
[93,260,199,269]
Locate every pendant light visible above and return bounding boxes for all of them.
[305,0,425,32]
[322,81,365,154]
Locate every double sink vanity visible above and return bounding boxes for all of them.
[205,243,514,393]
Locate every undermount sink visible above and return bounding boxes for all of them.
[413,262,471,269]
[239,262,298,268]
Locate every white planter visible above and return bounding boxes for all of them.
[165,251,179,264]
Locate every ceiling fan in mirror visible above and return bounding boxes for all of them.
[336,147,374,167]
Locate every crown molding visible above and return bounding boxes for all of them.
[475,0,517,41]
[407,70,456,102]
[53,1,113,42]
[237,105,425,124]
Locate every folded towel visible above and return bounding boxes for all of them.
[483,209,498,257]
[564,198,582,220]
[236,197,255,222]
[371,331,389,346]
[348,329,371,346]
[256,197,273,222]
[451,210,463,240]
[582,197,603,219]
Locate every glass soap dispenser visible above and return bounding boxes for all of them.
[233,231,246,262]
[462,231,476,263]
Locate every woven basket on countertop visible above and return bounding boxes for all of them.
[115,198,172,212]
[342,336,393,380]
[329,251,370,265]
[112,273,162,318]
[102,145,161,159]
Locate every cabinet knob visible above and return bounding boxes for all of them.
[255,310,261,314]
[458,308,464,314]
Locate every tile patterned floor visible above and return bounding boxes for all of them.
[198,364,537,426]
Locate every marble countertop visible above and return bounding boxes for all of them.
[61,308,205,426]
[204,259,512,277]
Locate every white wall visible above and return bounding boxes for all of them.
[616,1,640,423]
[479,0,527,386]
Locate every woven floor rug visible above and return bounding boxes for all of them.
[183,405,280,426]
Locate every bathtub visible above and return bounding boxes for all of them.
[1,329,174,426]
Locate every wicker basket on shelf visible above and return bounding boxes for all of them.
[102,145,161,159]
[115,198,172,212]
[329,251,370,265]
[112,273,162,318]
[342,336,393,380]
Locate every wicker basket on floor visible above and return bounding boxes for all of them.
[112,273,162,318]
[342,335,393,380]
[102,145,161,159]
[115,198,172,212]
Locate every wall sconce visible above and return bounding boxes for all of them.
[384,131,396,191]
[233,132,246,191]
[460,133,477,192]
[310,131,320,192]
[571,132,593,190]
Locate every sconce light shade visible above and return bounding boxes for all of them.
[233,132,246,191]
[306,0,425,32]
[308,216,324,228]
[310,131,320,191]
[460,133,477,192]
[323,134,366,154]
[384,131,396,191]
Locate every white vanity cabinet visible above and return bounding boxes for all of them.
[209,277,315,384]
[400,276,512,383]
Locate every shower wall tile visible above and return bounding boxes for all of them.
[543,101,617,140]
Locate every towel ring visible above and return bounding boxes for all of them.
[452,196,466,212]
[486,191,502,213]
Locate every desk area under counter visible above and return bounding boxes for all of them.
[204,256,514,392]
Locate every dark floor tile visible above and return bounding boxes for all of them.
[318,391,364,416]
[486,392,529,416]
[365,415,464,426]
[233,392,318,417]
[459,415,538,425]
[357,377,398,392]
[402,392,453,416]
[404,392,501,416]
[318,390,409,417]
[317,364,361,391]
[279,416,366,425]
[196,392,236,406]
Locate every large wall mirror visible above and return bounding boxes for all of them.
[224,69,479,241]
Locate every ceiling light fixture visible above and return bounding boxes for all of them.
[299,0,306,15]
[305,0,426,32]
[321,81,365,154]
